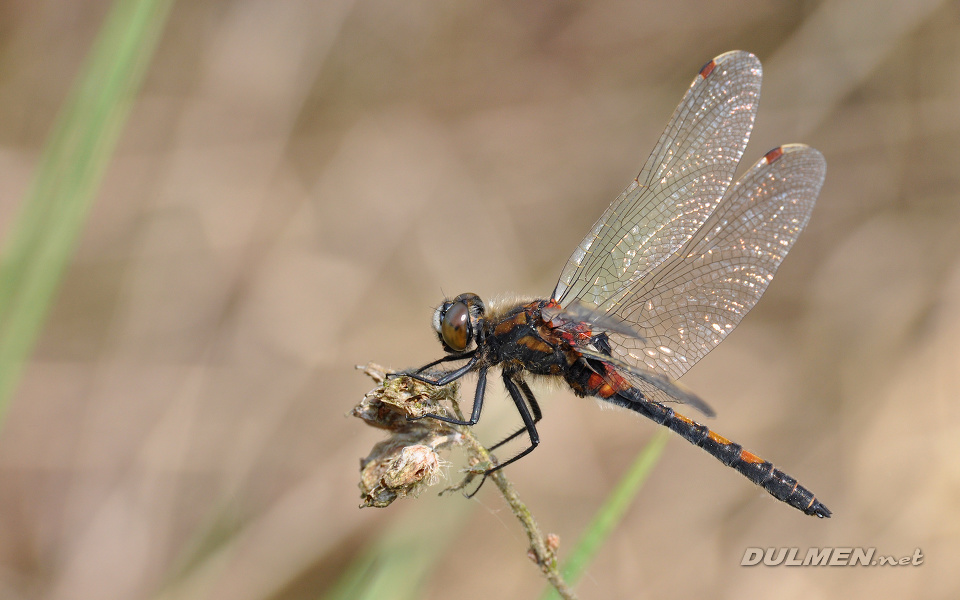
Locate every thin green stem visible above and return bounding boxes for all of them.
[540,430,669,600]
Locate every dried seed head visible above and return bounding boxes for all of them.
[352,363,460,431]
[359,442,444,508]
[354,363,462,507]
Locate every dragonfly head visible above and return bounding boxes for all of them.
[433,293,485,353]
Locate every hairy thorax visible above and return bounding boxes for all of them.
[481,300,570,377]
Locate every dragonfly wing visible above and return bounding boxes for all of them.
[576,346,715,417]
[542,299,643,339]
[607,144,825,381]
[553,50,762,310]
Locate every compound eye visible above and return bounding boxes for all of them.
[441,302,471,352]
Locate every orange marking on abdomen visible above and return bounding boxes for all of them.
[600,367,631,391]
[707,430,732,445]
[586,366,631,399]
[739,449,766,464]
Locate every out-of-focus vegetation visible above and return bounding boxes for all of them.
[1,1,958,599]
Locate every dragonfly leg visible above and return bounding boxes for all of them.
[488,379,542,451]
[394,354,479,387]
[397,350,477,376]
[466,373,541,498]
[410,366,487,426]
[491,373,540,470]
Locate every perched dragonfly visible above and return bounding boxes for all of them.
[394,50,829,517]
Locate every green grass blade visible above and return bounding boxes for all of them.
[0,0,175,424]
[540,429,670,600]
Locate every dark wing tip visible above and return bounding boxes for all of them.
[763,146,785,164]
[699,59,717,78]
[700,50,761,81]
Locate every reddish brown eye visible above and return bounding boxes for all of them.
[441,302,470,351]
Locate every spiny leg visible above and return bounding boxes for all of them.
[392,354,479,387]
[489,379,542,451]
[487,373,540,471]
[405,350,477,375]
[409,366,487,426]
[466,372,541,498]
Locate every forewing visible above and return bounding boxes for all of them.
[577,346,715,417]
[542,299,642,339]
[553,50,762,310]
[607,144,825,381]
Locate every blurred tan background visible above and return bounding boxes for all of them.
[1,0,959,598]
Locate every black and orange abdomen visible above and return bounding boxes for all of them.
[609,388,830,517]
[561,351,632,400]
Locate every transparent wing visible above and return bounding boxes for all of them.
[552,50,762,310]
[542,299,642,339]
[606,144,825,381]
[544,302,713,416]
[576,346,715,417]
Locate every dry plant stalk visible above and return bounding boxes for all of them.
[353,363,578,600]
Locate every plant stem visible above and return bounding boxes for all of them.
[457,427,579,600]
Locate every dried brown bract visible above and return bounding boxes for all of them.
[353,363,463,508]
[353,363,578,599]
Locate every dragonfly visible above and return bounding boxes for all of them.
[393,50,829,517]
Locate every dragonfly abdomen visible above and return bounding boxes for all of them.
[612,389,831,518]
